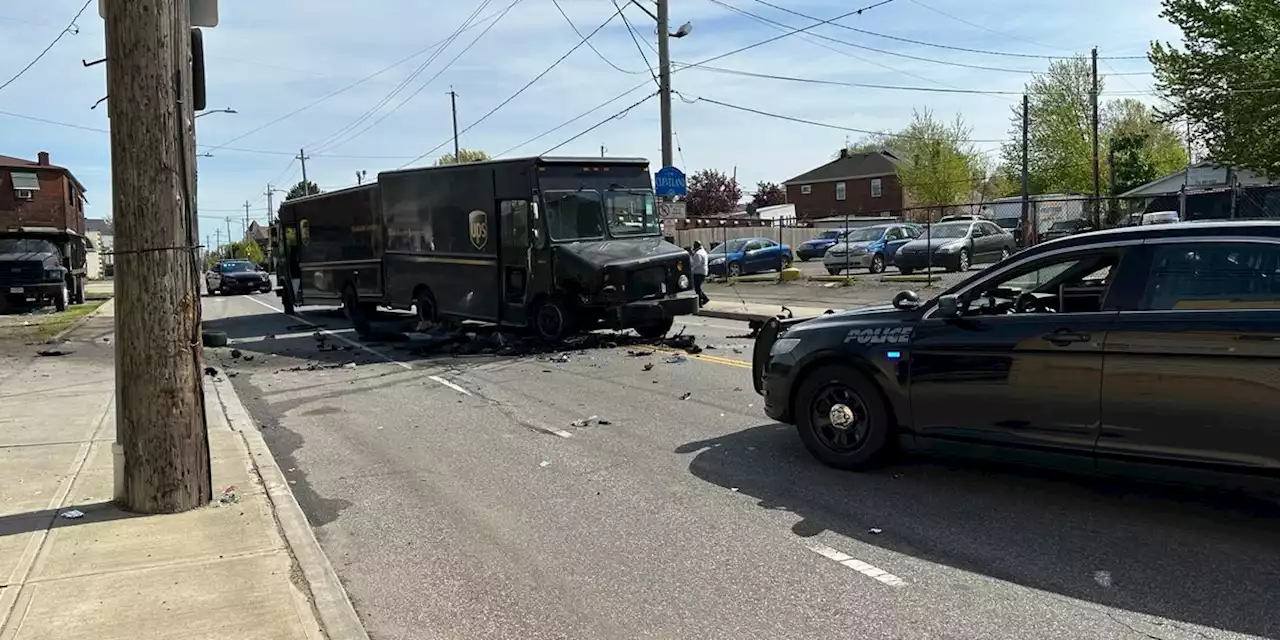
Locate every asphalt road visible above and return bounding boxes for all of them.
[203,292,1280,640]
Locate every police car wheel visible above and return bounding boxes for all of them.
[794,365,890,470]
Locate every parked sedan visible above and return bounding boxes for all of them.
[1040,218,1094,242]
[752,220,1280,491]
[795,229,849,261]
[893,220,1016,274]
[708,237,793,277]
[823,223,922,275]
[206,260,271,295]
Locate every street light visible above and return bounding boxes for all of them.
[195,107,237,119]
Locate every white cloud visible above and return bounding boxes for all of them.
[0,0,1178,231]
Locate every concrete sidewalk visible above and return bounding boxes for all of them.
[0,301,365,640]
[697,299,836,323]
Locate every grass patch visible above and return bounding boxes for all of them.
[33,300,107,341]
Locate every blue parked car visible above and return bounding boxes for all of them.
[708,236,793,277]
[823,223,922,275]
[795,228,849,261]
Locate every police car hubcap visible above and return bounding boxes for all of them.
[829,404,855,430]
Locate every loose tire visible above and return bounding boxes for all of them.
[532,296,575,342]
[794,365,891,470]
[868,253,885,274]
[634,316,674,339]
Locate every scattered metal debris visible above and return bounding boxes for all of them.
[230,349,242,359]
[203,366,219,377]
[35,349,68,357]
[679,392,692,400]
[539,460,551,468]
[664,355,687,364]
[642,362,654,371]
[242,354,255,362]
[219,486,240,505]
[627,349,653,357]
[868,527,883,535]
[341,362,357,369]
[60,509,85,519]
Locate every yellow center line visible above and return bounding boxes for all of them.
[645,345,753,370]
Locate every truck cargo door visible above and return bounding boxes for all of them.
[500,200,532,325]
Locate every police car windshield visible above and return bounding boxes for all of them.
[546,190,605,241]
[220,261,255,273]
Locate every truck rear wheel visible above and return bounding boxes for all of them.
[342,285,371,335]
[532,296,575,342]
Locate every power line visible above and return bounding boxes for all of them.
[686,0,900,70]
[200,3,512,155]
[542,92,659,155]
[307,0,498,153]
[553,0,646,74]
[615,0,658,84]
[399,0,630,168]
[0,0,92,94]
[315,0,526,154]
[749,0,1149,61]
[678,92,1007,143]
[677,62,1024,95]
[496,79,655,157]
[706,0,1149,77]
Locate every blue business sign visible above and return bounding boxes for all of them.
[654,166,687,198]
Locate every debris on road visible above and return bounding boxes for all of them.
[539,460,551,468]
[230,349,242,359]
[203,366,219,377]
[287,324,315,331]
[627,349,653,357]
[219,486,240,505]
[242,354,255,362]
[35,349,68,357]
[642,362,654,371]
[679,392,692,400]
[868,528,883,535]
[548,353,570,363]
[264,334,276,340]
[664,355,687,364]
[341,362,357,369]
[570,415,613,427]
[60,509,85,519]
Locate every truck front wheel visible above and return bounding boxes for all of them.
[54,282,68,312]
[634,316,674,339]
[532,296,576,342]
[342,285,371,335]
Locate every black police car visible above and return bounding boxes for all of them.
[753,221,1280,489]
[206,260,271,295]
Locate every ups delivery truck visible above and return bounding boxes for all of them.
[275,156,698,339]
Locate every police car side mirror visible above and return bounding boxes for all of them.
[892,290,920,311]
[936,294,960,318]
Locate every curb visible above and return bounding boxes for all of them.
[210,375,370,640]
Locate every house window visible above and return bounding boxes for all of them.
[870,178,883,198]
[800,185,812,195]
[835,182,847,201]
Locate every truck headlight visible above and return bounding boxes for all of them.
[677,274,690,290]
[770,337,801,355]
[44,270,63,281]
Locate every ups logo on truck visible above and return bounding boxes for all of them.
[469,210,488,250]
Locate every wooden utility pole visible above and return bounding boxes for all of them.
[448,89,461,160]
[297,149,311,196]
[243,200,250,239]
[105,0,211,513]
[1020,94,1030,246]
[1090,47,1101,224]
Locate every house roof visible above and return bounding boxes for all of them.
[246,220,269,241]
[783,150,903,186]
[84,219,112,234]
[0,154,88,193]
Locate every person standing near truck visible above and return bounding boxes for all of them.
[691,240,709,306]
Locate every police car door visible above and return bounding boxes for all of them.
[908,247,1127,461]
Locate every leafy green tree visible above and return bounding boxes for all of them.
[1151,0,1280,177]
[1102,98,1188,193]
[751,181,786,208]
[863,109,988,206]
[220,239,264,264]
[685,169,742,216]
[435,148,491,165]
[285,180,321,201]
[1000,57,1098,196]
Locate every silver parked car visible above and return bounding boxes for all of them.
[823,223,922,275]
[893,220,1017,274]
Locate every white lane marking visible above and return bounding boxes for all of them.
[802,540,908,588]
[228,328,356,344]
[241,295,413,370]
[428,375,472,396]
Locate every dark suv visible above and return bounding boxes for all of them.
[206,260,271,295]
[752,221,1280,490]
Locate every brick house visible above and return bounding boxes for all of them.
[783,148,907,221]
[0,151,87,234]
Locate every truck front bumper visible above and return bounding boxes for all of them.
[616,293,699,326]
[3,282,62,298]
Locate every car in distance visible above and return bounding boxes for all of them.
[795,229,849,262]
[708,237,793,277]
[1040,218,1095,242]
[893,220,1016,274]
[751,220,1280,491]
[206,259,271,295]
[823,223,922,275]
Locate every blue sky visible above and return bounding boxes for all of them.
[0,0,1177,239]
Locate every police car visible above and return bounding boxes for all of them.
[752,220,1280,489]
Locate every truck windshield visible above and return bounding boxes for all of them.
[545,190,606,241]
[605,189,658,236]
[0,238,58,254]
